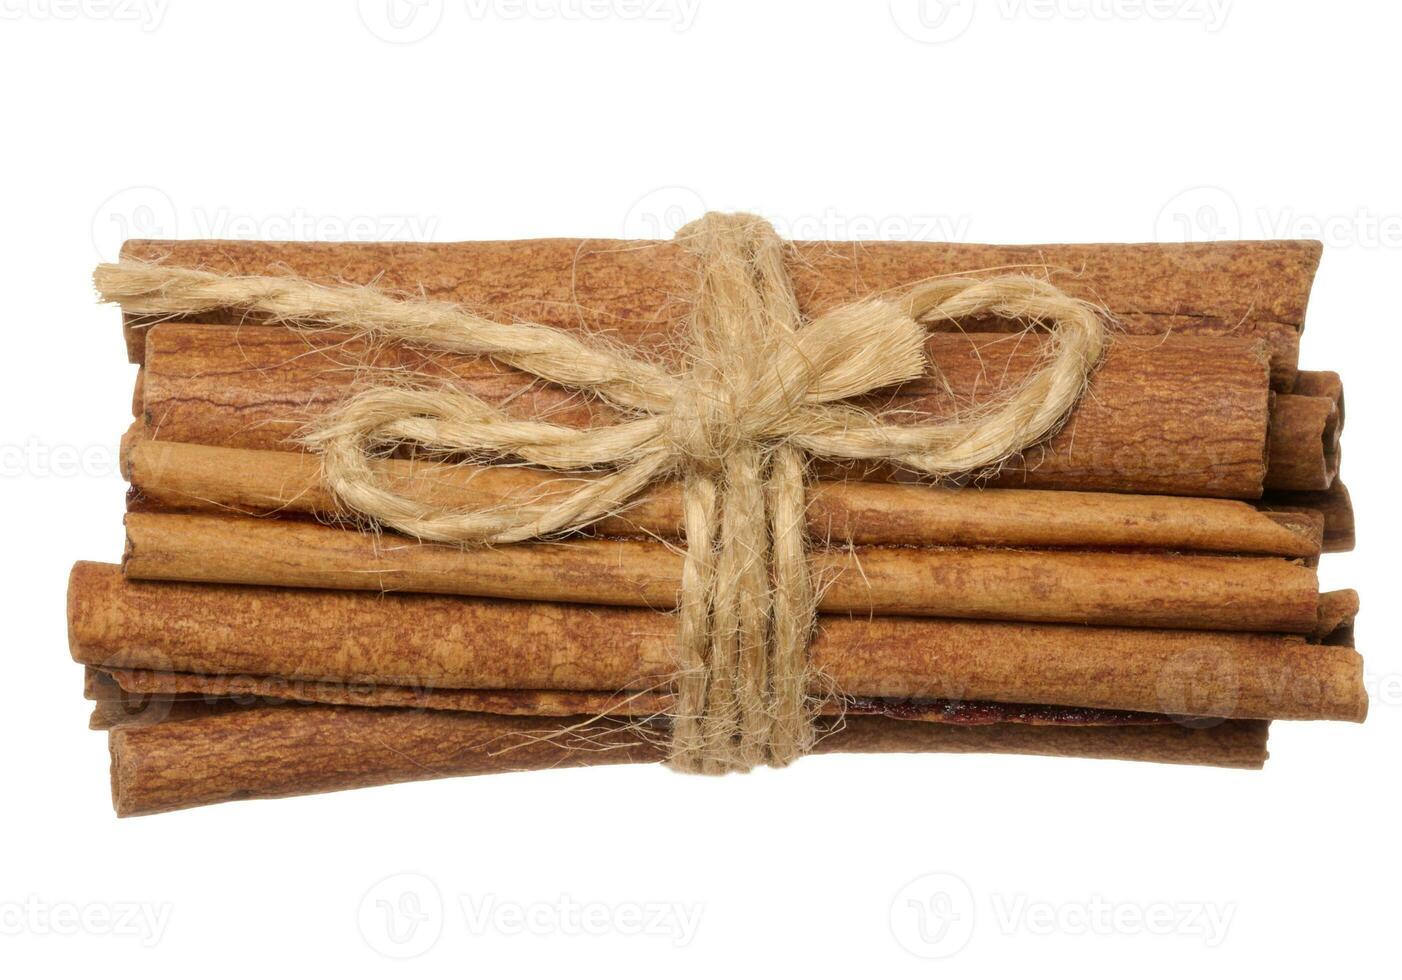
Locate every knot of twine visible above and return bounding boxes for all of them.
[95,213,1108,774]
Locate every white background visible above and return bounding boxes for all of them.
[0,0,1394,974]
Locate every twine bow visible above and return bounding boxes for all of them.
[95,213,1108,774]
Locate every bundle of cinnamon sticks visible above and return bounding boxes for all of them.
[70,235,1364,815]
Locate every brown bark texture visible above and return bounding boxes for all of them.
[107,702,1273,816]
[122,433,1327,557]
[68,562,1367,724]
[121,511,1323,633]
[139,320,1342,497]
[118,237,1321,390]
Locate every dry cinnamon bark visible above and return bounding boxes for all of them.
[107,702,1272,816]
[117,238,1321,389]
[1293,370,1345,417]
[140,321,1316,497]
[1267,392,1341,490]
[121,434,1325,558]
[87,667,1182,730]
[68,562,1366,722]
[86,670,225,731]
[1264,481,1355,552]
[122,511,1323,633]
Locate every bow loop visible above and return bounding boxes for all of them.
[780,298,929,407]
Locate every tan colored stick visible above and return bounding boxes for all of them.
[1293,370,1345,420]
[88,667,1177,727]
[68,562,1367,722]
[1263,481,1355,553]
[122,511,1322,633]
[141,321,1300,497]
[121,433,1325,558]
[85,669,226,731]
[1266,393,1341,490]
[107,703,1272,815]
[117,237,1320,388]
[87,589,1356,730]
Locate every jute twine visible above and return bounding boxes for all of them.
[95,213,1108,774]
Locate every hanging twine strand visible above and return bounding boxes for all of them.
[95,213,1108,773]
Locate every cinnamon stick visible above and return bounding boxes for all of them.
[107,702,1272,815]
[122,511,1323,633]
[88,666,1180,727]
[85,669,225,731]
[117,238,1320,389]
[1292,370,1345,419]
[1266,392,1341,490]
[120,434,1325,558]
[141,321,1303,497]
[68,562,1367,722]
[1263,481,1355,553]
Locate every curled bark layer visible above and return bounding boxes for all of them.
[118,237,1321,389]
[140,322,1308,497]
[122,433,1326,557]
[68,562,1367,723]
[107,702,1273,816]
[121,511,1323,633]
